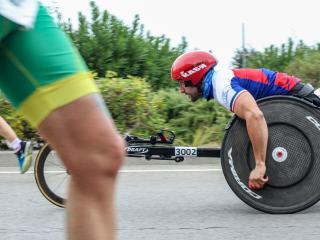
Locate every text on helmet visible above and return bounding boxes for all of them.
[180,63,207,78]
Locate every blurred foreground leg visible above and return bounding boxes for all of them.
[39,94,125,240]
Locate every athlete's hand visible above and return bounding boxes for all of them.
[248,165,269,190]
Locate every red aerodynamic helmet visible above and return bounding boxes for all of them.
[171,51,218,86]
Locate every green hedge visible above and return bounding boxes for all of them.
[0,73,231,147]
[99,72,232,146]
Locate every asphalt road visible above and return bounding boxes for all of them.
[1,153,320,240]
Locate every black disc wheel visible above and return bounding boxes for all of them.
[34,143,68,208]
[221,96,320,213]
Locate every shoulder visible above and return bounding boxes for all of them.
[212,67,237,110]
[213,67,235,95]
[214,66,234,81]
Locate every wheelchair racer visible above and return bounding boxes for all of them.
[171,51,320,190]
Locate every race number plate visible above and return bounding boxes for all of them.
[175,147,197,156]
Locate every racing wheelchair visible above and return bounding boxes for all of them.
[34,95,320,213]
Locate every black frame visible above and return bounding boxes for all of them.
[125,129,220,162]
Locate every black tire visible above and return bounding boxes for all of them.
[221,95,320,214]
[34,143,67,208]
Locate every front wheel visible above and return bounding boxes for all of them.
[221,96,320,213]
[34,143,68,208]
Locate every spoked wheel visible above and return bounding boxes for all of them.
[221,96,320,214]
[34,143,68,208]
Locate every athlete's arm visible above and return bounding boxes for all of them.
[232,91,269,189]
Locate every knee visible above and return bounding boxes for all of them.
[103,134,126,175]
[67,134,125,178]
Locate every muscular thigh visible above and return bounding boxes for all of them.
[38,94,122,173]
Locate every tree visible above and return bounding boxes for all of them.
[63,1,187,90]
[232,38,311,71]
[285,51,320,87]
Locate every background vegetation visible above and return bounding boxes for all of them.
[2,1,320,147]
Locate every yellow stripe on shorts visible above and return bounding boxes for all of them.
[18,72,99,127]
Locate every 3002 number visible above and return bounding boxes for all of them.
[175,147,197,156]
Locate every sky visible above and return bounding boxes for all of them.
[41,0,320,67]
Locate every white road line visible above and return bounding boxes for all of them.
[120,169,222,173]
[0,168,222,174]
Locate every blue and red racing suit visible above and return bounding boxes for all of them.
[203,67,301,112]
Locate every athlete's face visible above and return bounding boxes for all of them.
[178,81,202,102]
